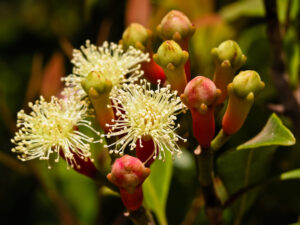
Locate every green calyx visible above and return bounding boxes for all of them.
[157,10,195,41]
[154,40,188,69]
[211,40,247,70]
[121,23,150,52]
[81,71,112,96]
[232,70,265,98]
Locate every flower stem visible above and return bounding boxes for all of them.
[127,206,156,225]
[210,129,231,152]
[196,147,224,225]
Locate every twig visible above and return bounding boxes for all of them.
[263,0,300,137]
[195,147,224,225]
[125,206,156,225]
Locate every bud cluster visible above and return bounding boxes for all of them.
[10,9,265,214]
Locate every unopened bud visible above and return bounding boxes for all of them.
[232,70,265,98]
[121,23,150,52]
[107,155,150,194]
[211,40,246,70]
[212,40,247,104]
[154,40,188,68]
[181,76,220,114]
[181,76,220,148]
[222,70,264,135]
[154,40,188,94]
[81,71,112,95]
[157,10,195,42]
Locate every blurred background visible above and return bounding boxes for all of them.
[0,0,299,224]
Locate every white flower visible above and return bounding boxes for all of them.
[62,40,150,97]
[105,80,187,160]
[11,89,102,169]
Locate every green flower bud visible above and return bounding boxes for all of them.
[121,23,150,51]
[232,70,265,98]
[211,40,247,70]
[153,40,189,94]
[81,71,112,96]
[154,40,188,68]
[157,10,195,41]
[222,70,265,135]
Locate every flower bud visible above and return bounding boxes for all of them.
[155,40,187,67]
[181,76,221,148]
[181,76,220,113]
[232,70,265,98]
[222,70,265,135]
[120,23,166,84]
[157,10,195,81]
[81,71,115,133]
[211,40,247,104]
[157,10,195,43]
[154,40,188,94]
[121,23,150,52]
[107,155,150,194]
[81,71,112,94]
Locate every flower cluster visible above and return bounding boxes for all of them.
[11,88,101,169]
[105,79,187,160]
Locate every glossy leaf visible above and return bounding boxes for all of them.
[143,151,173,225]
[237,113,295,150]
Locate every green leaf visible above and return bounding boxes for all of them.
[237,113,295,150]
[217,114,295,224]
[143,151,172,225]
[280,168,300,180]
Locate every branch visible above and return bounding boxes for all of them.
[263,0,300,137]
[125,206,156,225]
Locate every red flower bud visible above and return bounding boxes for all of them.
[107,155,150,211]
[181,76,221,148]
[107,155,150,193]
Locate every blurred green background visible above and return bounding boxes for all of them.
[0,0,299,225]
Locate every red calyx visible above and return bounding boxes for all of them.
[190,108,215,148]
[120,186,144,211]
[142,53,166,84]
[136,138,157,167]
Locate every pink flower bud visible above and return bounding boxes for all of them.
[157,10,195,42]
[181,76,219,111]
[107,155,150,194]
[181,76,221,148]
